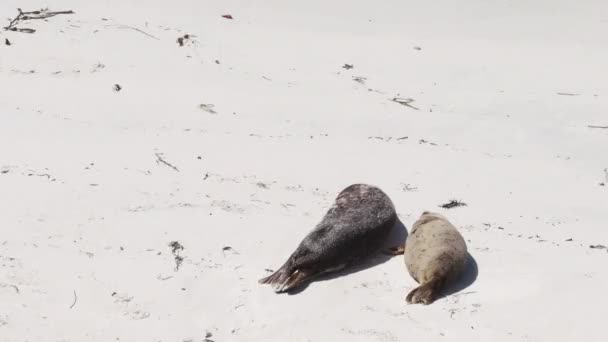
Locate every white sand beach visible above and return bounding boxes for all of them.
[1,0,607,341]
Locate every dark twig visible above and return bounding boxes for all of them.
[439,199,467,209]
[168,241,185,271]
[155,153,179,172]
[70,290,77,309]
[390,97,420,110]
[588,125,608,129]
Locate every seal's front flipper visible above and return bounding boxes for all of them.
[406,277,445,305]
[383,245,405,256]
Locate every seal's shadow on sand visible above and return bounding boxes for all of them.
[438,253,479,300]
[287,218,408,295]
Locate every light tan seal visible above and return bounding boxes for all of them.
[388,211,467,304]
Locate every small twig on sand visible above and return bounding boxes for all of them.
[390,97,420,110]
[155,153,179,172]
[401,183,418,192]
[222,246,239,257]
[106,24,159,40]
[70,290,77,309]
[0,283,20,294]
[588,125,608,129]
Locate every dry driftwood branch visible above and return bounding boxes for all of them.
[3,8,74,33]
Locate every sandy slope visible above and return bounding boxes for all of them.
[1,0,607,341]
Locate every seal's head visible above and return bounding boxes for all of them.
[412,211,447,232]
[420,211,447,221]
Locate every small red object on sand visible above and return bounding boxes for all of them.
[222,14,233,19]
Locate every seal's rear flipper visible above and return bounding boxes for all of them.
[383,245,405,256]
[406,277,445,305]
[259,266,313,293]
[259,270,284,285]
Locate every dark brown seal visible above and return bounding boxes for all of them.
[259,184,397,293]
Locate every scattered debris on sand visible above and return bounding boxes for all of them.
[199,103,217,114]
[155,152,180,172]
[168,241,185,271]
[556,92,580,96]
[439,199,467,209]
[353,76,367,85]
[204,331,215,342]
[222,246,239,256]
[176,34,194,47]
[4,39,10,46]
[113,84,122,92]
[589,244,606,250]
[3,8,74,33]
[222,14,234,20]
[256,182,270,189]
[90,63,105,73]
[390,97,419,110]
[418,139,438,146]
[401,183,418,192]
[342,64,354,70]
[588,125,608,129]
